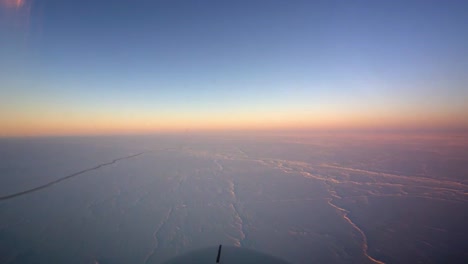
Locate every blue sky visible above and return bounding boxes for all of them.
[1,0,467,135]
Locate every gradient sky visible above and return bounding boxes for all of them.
[1,0,467,136]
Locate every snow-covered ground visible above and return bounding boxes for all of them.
[0,133,467,263]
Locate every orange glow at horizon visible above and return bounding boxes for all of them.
[2,109,467,137]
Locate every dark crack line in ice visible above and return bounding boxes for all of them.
[144,207,174,264]
[231,180,246,247]
[215,159,246,247]
[327,198,385,264]
[253,158,388,263]
[256,157,465,263]
[0,152,148,202]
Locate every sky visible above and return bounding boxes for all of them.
[1,0,467,136]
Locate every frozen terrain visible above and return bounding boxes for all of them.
[0,133,467,263]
